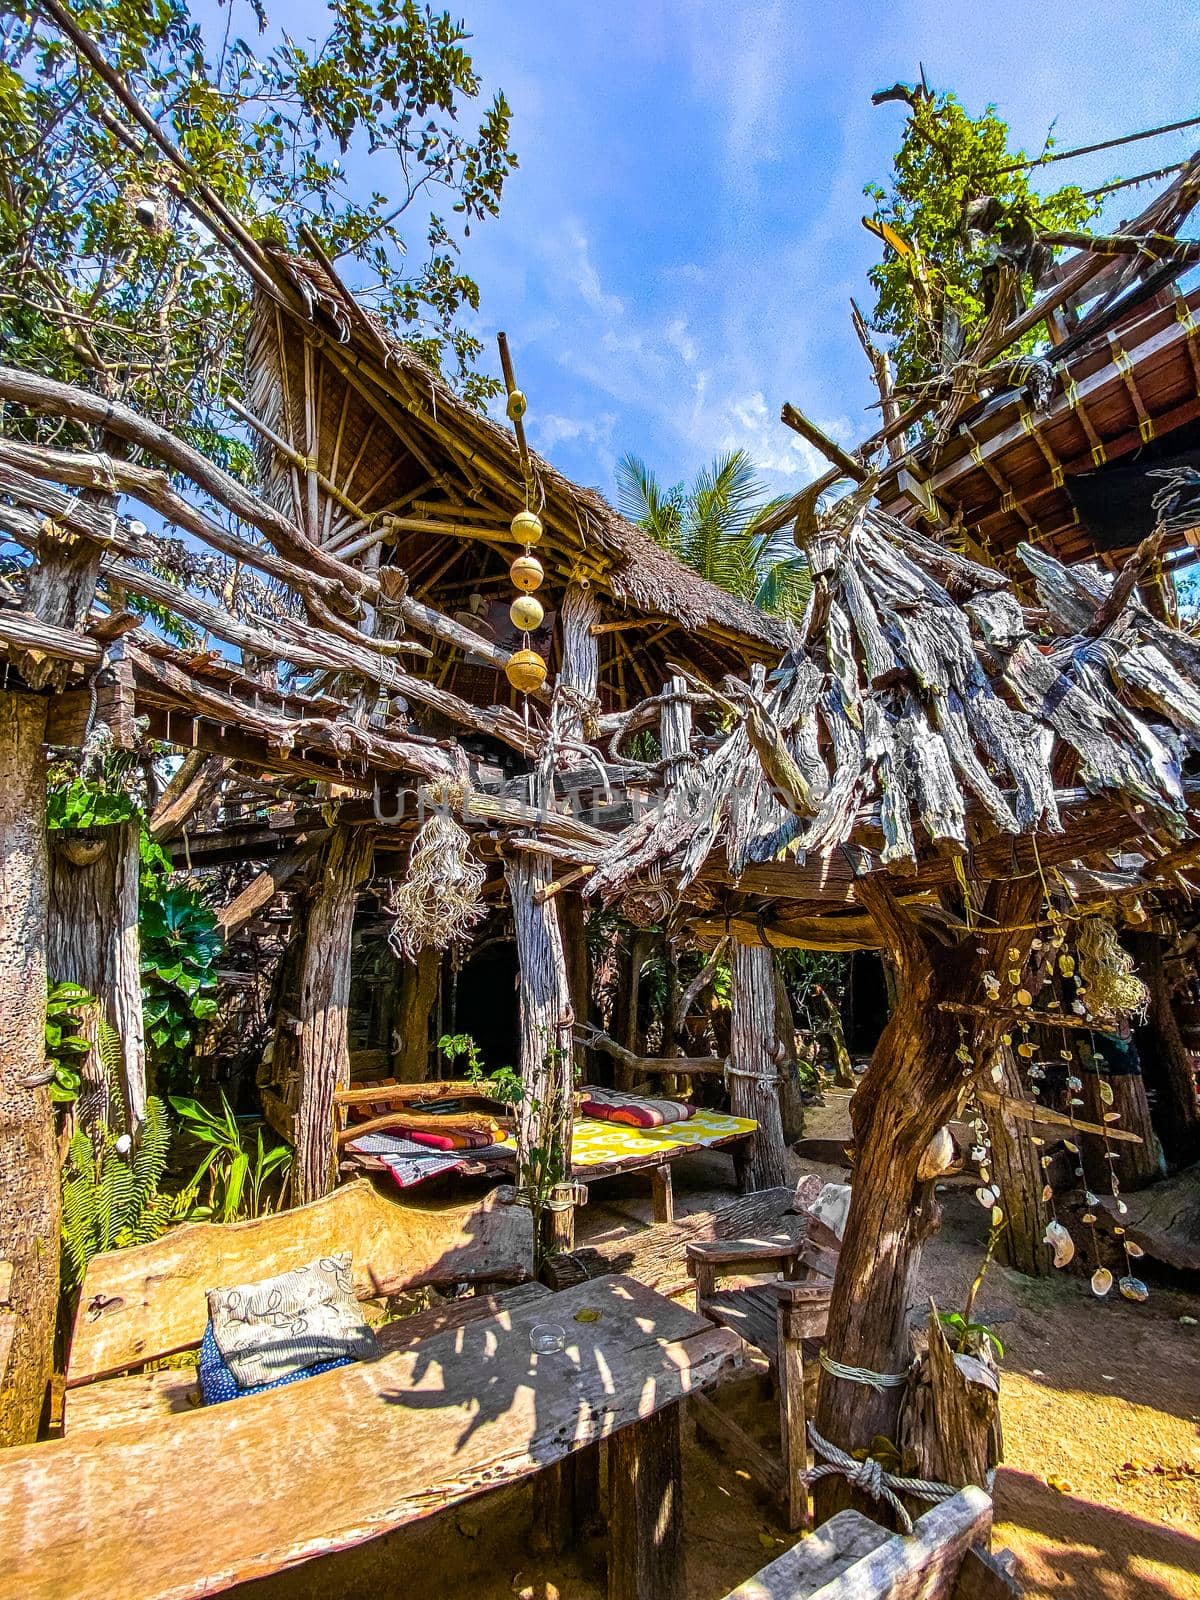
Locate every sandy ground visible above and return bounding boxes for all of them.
[241,1145,1200,1600]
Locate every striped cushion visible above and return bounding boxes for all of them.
[206,1252,376,1390]
[197,1323,351,1405]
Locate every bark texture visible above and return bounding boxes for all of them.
[393,945,440,1082]
[0,692,59,1444]
[48,819,146,1127]
[989,1047,1051,1277]
[730,942,788,1188]
[505,853,574,1239]
[813,875,1040,1516]
[1136,933,1200,1168]
[289,827,373,1203]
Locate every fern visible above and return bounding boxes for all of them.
[60,1096,173,1291]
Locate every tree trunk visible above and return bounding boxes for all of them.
[1136,933,1200,1169]
[0,692,59,1444]
[505,853,574,1252]
[1079,1045,1161,1192]
[559,890,591,1084]
[290,827,373,1204]
[989,1047,1051,1277]
[773,957,807,1144]
[48,819,146,1127]
[392,945,440,1082]
[730,942,788,1188]
[814,875,1040,1517]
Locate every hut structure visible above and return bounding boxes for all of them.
[3,76,1200,1548]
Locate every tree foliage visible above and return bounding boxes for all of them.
[616,448,810,618]
[0,0,517,437]
[864,85,1098,392]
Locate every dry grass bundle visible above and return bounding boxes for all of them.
[386,811,486,961]
[1075,916,1149,1022]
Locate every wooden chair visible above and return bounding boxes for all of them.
[64,1178,536,1432]
[687,1229,837,1531]
[720,1486,1021,1599]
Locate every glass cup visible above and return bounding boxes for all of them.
[529,1323,566,1354]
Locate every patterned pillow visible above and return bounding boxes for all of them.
[206,1252,377,1391]
[197,1323,352,1406]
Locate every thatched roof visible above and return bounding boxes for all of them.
[247,250,790,697]
[581,496,1200,934]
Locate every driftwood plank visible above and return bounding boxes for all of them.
[2,1275,742,1600]
[720,1486,992,1599]
[68,1181,534,1384]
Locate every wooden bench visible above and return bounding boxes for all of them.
[2,1273,742,1600]
[687,1184,846,1531]
[719,1487,1020,1599]
[65,1177,535,1429]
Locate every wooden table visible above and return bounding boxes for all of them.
[0,1274,741,1600]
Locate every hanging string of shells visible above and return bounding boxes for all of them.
[976,892,1154,1304]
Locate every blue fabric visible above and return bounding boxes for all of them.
[198,1322,352,1406]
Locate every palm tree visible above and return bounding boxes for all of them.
[615,449,810,619]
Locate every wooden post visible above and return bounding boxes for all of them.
[1136,933,1200,1168]
[559,889,591,1085]
[777,1281,833,1532]
[773,956,808,1144]
[730,943,788,1189]
[553,582,600,749]
[988,1047,1051,1278]
[289,826,373,1204]
[505,852,574,1255]
[651,1163,675,1225]
[607,1405,684,1600]
[813,875,1041,1518]
[48,819,146,1128]
[0,692,59,1445]
[393,945,440,1082]
[1078,1040,1161,1192]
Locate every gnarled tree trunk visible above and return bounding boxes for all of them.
[989,1046,1051,1278]
[0,692,59,1444]
[289,827,373,1204]
[814,875,1040,1518]
[730,942,788,1188]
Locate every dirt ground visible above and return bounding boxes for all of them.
[245,1147,1200,1600]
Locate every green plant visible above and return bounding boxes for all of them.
[864,84,1098,394]
[60,1097,173,1291]
[141,887,223,1092]
[170,1094,292,1222]
[938,1309,1005,1362]
[46,777,138,831]
[44,981,97,1107]
[616,450,811,619]
[438,1032,523,1107]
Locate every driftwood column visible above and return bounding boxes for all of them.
[393,945,440,1081]
[1136,932,1200,1168]
[0,693,59,1445]
[290,826,373,1204]
[813,875,1040,1516]
[48,820,146,1127]
[989,1047,1051,1278]
[505,851,574,1252]
[729,942,788,1188]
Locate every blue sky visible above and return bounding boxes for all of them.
[286,1,1198,500]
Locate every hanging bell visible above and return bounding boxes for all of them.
[511,509,543,545]
[505,647,547,693]
[510,552,545,592]
[509,594,545,632]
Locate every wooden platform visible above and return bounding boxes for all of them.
[0,1274,742,1600]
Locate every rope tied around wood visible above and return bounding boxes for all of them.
[804,1423,959,1535]
[818,1350,910,1391]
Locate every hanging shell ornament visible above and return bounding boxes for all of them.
[1118,1275,1149,1303]
[1091,1266,1114,1298]
[1124,1240,1145,1258]
[509,594,545,632]
[975,1185,998,1209]
[511,509,543,545]
[1044,1220,1074,1268]
[505,647,547,693]
[510,552,545,592]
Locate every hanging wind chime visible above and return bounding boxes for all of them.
[497,332,549,697]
